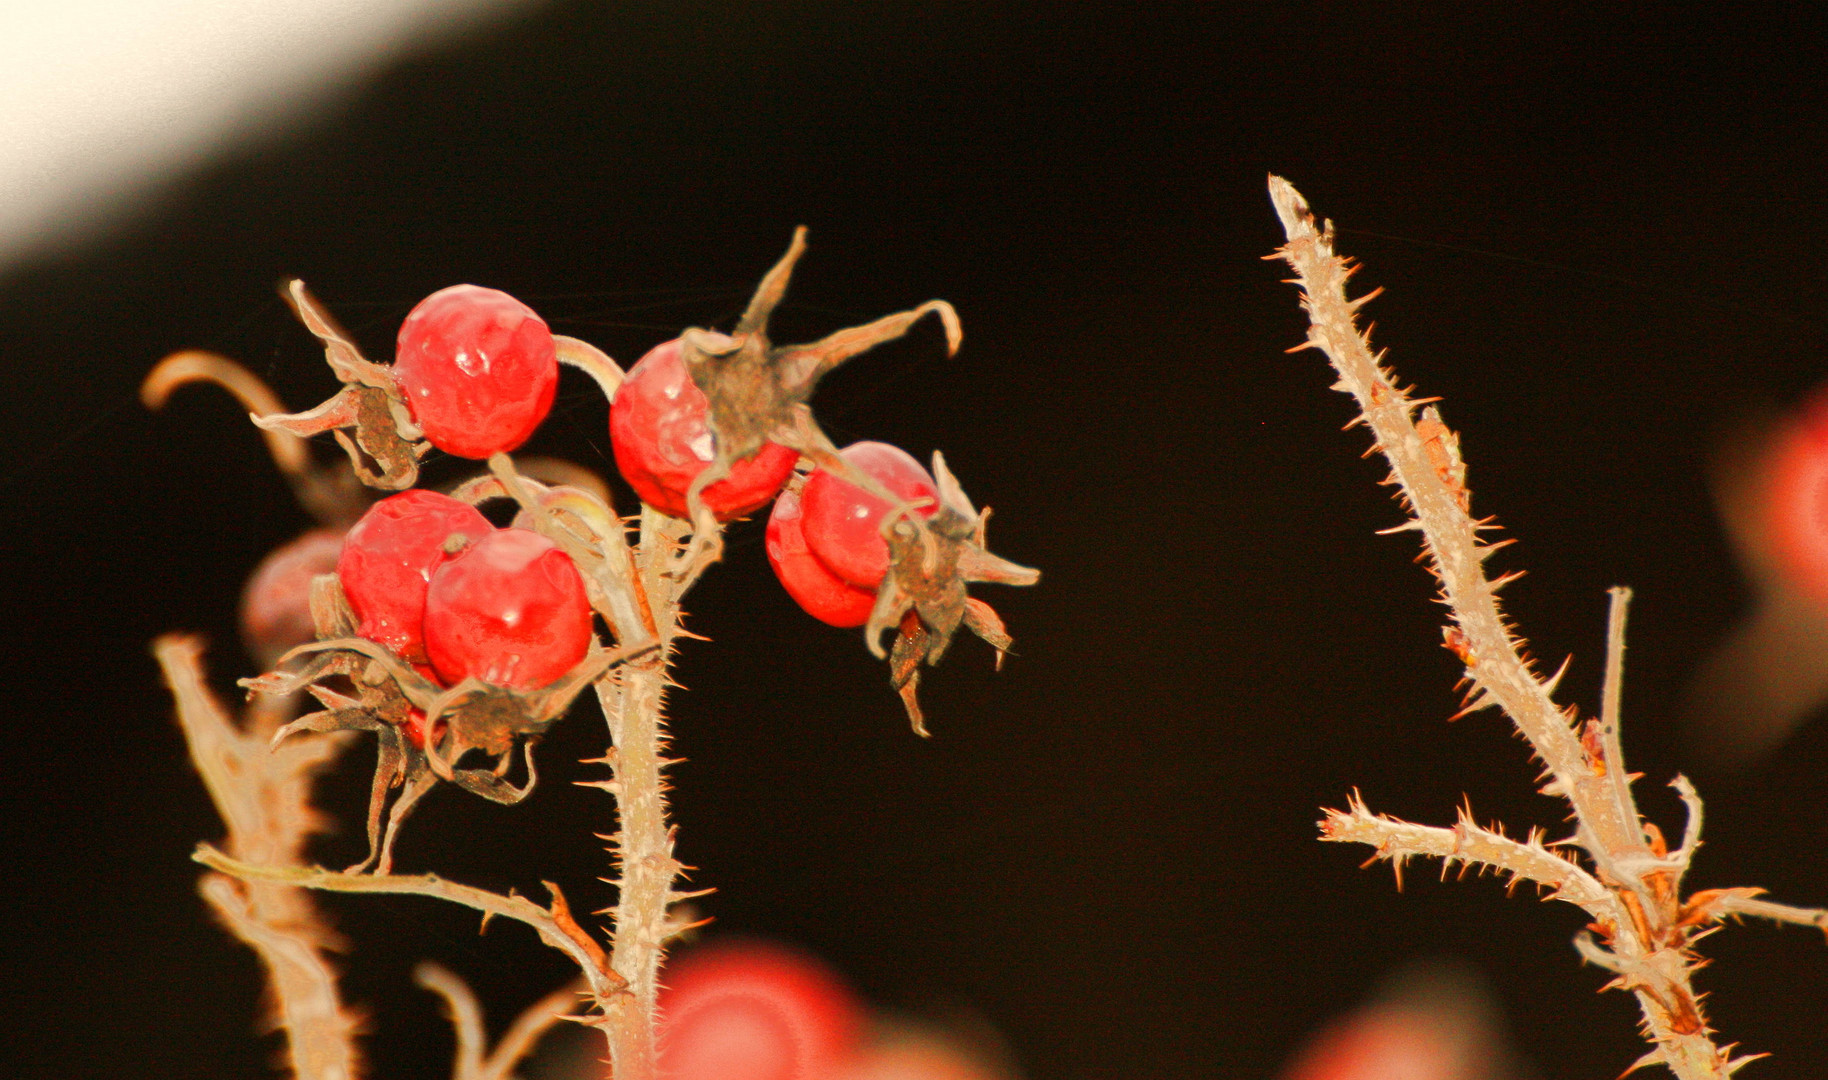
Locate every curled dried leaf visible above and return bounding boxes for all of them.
[251,280,427,490]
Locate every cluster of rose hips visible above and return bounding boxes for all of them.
[229,233,1034,869]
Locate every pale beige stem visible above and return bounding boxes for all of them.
[156,634,362,1080]
[1269,175,1646,873]
[194,846,626,1005]
[1703,895,1828,938]
[591,507,694,1080]
[417,963,589,1080]
[1271,175,1748,1078]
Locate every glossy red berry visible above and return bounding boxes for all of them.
[423,527,593,690]
[658,940,864,1080]
[338,491,493,665]
[799,442,939,588]
[766,485,877,627]
[609,338,800,520]
[394,284,559,459]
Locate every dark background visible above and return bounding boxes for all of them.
[5,4,1827,1077]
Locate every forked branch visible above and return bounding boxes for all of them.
[1271,175,1815,1079]
[156,634,362,1080]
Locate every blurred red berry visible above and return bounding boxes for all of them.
[423,527,592,689]
[659,940,864,1080]
[394,284,559,459]
[800,442,939,588]
[338,490,493,665]
[1282,1008,1472,1080]
[241,527,344,665]
[766,484,877,627]
[1762,393,1828,600]
[610,338,800,520]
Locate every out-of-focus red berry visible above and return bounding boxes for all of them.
[766,485,877,627]
[338,491,493,665]
[1762,395,1828,600]
[658,940,864,1080]
[423,527,592,690]
[241,527,344,664]
[799,442,939,589]
[1281,1007,1471,1080]
[609,338,800,520]
[394,284,559,459]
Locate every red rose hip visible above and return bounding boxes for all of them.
[1762,392,1828,600]
[610,338,799,520]
[394,284,559,459]
[423,527,593,690]
[766,484,877,627]
[337,490,493,664]
[799,441,940,588]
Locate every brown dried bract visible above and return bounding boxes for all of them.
[672,228,963,578]
[870,452,1038,735]
[252,280,428,490]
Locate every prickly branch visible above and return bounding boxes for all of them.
[1270,174,1826,1079]
[157,634,364,1080]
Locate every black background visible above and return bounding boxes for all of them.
[5,4,1828,1078]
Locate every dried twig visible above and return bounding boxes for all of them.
[156,634,363,1080]
[416,963,588,1080]
[585,507,702,1080]
[1271,174,1816,1078]
[196,845,627,1006]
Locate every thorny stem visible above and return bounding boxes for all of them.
[1270,175,1774,1078]
[1702,895,1828,939]
[156,634,362,1080]
[1270,176,1647,879]
[589,507,695,1080]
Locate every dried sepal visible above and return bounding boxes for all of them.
[245,624,637,873]
[865,452,1038,733]
[251,280,428,490]
[671,227,963,579]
